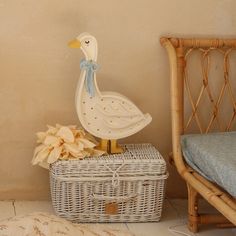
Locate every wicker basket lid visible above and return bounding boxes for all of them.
[50,144,166,179]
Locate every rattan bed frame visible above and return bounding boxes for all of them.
[161,37,236,232]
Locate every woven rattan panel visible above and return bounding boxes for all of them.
[183,47,236,134]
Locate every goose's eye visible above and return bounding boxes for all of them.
[85,40,90,45]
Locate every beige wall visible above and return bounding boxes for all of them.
[0,0,235,200]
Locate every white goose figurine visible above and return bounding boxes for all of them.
[69,33,152,153]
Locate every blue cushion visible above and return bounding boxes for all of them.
[181,132,236,197]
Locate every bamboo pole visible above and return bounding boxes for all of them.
[160,38,186,175]
[162,38,236,49]
[192,172,236,210]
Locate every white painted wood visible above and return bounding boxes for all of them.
[70,33,152,140]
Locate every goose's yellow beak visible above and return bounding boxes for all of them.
[68,39,81,48]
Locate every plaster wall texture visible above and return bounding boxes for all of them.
[0,0,235,199]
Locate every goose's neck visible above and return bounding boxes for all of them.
[85,55,97,62]
[79,59,100,97]
[82,47,97,61]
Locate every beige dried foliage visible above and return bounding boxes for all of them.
[32,124,105,169]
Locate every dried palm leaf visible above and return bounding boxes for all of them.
[32,124,105,169]
[79,138,96,148]
[32,147,50,165]
[46,125,58,135]
[44,136,61,147]
[57,126,74,143]
[47,146,62,164]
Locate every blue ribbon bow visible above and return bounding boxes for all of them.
[80,59,99,97]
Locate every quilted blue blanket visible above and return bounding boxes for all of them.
[181,131,236,197]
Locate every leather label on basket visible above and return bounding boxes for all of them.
[105,202,118,215]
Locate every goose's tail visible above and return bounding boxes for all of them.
[143,113,152,126]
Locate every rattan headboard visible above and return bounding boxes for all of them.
[161,37,236,135]
[161,38,236,228]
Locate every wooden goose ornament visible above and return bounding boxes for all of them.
[69,33,152,154]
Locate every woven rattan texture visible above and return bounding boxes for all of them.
[50,144,168,222]
[183,47,236,134]
[161,37,236,231]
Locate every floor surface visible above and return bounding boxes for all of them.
[0,199,235,236]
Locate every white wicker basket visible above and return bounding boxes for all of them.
[50,144,168,222]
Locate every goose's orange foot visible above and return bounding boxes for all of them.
[109,140,124,154]
[96,139,124,154]
[96,139,109,153]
